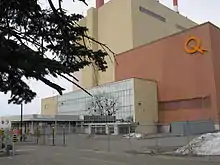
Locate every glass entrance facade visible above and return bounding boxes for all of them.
[58,79,135,122]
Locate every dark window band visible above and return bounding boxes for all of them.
[176,24,186,30]
[139,6,166,22]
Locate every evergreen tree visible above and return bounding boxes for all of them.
[0,0,112,104]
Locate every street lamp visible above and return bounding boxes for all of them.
[20,103,23,142]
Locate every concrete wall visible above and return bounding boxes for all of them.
[72,18,87,91]
[133,78,158,124]
[131,0,197,48]
[41,96,58,115]
[115,23,218,123]
[80,0,134,89]
[79,0,197,89]
[171,120,215,136]
[81,8,99,88]
[133,78,158,134]
[97,0,133,87]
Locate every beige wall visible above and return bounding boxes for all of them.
[41,96,58,115]
[72,17,87,91]
[72,71,82,91]
[133,78,158,134]
[81,8,100,88]
[133,78,158,124]
[98,0,133,54]
[80,0,197,89]
[97,0,134,87]
[80,0,134,89]
[131,0,197,48]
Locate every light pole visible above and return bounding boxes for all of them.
[20,103,23,142]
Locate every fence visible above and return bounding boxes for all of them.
[23,125,67,146]
[57,124,194,153]
[22,120,217,155]
[23,124,91,146]
[71,122,216,154]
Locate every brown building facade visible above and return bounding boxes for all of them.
[115,22,220,124]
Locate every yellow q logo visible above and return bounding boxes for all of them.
[184,36,207,54]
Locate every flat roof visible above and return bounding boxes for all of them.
[3,114,81,122]
[87,122,132,126]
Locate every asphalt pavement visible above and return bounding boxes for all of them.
[0,144,220,165]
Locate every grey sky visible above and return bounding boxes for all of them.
[0,0,219,116]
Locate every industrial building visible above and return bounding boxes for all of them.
[43,0,196,114]
[3,114,118,135]
[3,114,79,133]
[41,0,220,135]
[78,0,197,89]
[41,22,220,134]
[116,22,220,130]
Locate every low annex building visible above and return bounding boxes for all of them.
[42,78,158,134]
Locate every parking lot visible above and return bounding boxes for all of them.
[1,134,220,165]
[1,144,220,165]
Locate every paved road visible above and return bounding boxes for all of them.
[0,145,220,165]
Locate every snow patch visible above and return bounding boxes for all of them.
[123,133,146,139]
[176,132,220,155]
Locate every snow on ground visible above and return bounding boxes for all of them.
[176,132,220,156]
[123,133,146,139]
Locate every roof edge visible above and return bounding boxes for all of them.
[117,22,218,56]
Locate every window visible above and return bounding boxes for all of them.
[44,104,49,109]
[139,6,166,22]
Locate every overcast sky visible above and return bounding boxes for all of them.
[0,0,219,116]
